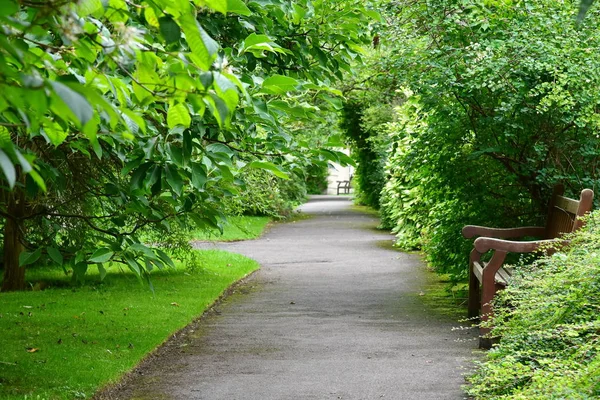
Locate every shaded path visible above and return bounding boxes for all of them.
[102,196,475,399]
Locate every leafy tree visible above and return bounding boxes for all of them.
[345,0,600,279]
[0,0,376,291]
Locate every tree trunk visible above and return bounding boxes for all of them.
[1,192,26,291]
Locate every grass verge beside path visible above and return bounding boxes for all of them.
[0,250,259,400]
[191,216,271,241]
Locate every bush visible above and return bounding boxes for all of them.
[222,168,306,218]
[466,211,600,399]
[305,163,328,195]
[340,101,390,209]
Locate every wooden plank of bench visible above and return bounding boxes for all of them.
[473,261,511,286]
[496,267,511,286]
[555,195,581,214]
[473,261,484,282]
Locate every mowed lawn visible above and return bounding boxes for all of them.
[0,217,270,399]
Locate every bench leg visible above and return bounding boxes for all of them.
[478,250,507,349]
[467,250,480,319]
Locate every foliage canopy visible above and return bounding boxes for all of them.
[0,0,376,290]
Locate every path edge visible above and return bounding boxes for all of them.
[92,269,261,400]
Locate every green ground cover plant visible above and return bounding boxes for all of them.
[191,216,270,241]
[0,249,259,399]
[466,211,600,399]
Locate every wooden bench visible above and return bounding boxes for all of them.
[337,179,352,195]
[462,185,594,348]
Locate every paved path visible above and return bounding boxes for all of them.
[103,196,475,399]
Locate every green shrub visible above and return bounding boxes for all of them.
[305,163,328,195]
[466,211,600,399]
[340,101,390,209]
[222,168,306,218]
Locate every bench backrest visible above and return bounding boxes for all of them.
[545,185,594,239]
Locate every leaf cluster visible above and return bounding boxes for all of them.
[0,0,377,289]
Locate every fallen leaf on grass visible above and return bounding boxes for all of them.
[26,348,39,353]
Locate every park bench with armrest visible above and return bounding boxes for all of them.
[462,185,594,348]
[337,177,352,195]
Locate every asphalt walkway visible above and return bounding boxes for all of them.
[103,196,475,399]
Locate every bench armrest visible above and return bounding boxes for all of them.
[473,237,565,253]
[462,225,546,239]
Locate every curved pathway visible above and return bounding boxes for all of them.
[102,196,475,399]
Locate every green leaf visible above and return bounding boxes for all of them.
[248,161,289,179]
[19,248,42,267]
[206,143,234,156]
[165,164,183,195]
[28,170,46,192]
[159,16,181,44]
[0,0,18,16]
[15,150,32,174]
[89,248,114,263]
[43,122,68,146]
[262,75,300,94]
[364,9,383,22]
[227,0,251,15]
[98,263,107,281]
[206,94,231,127]
[76,0,104,16]
[130,162,152,191]
[124,254,141,275]
[191,162,207,189]
[155,248,176,268]
[50,81,94,126]
[47,247,63,266]
[129,243,156,258]
[0,149,16,188]
[121,108,146,134]
[180,14,218,70]
[167,144,184,167]
[204,0,228,14]
[167,103,191,129]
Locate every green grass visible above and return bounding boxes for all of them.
[0,249,259,399]
[191,216,271,241]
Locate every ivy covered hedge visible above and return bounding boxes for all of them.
[466,211,600,399]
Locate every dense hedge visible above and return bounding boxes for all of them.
[344,0,600,281]
[466,211,600,399]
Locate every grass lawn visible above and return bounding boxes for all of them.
[0,249,260,399]
[190,216,271,241]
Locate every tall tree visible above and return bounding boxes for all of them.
[0,0,377,290]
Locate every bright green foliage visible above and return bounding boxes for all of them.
[339,100,390,209]
[220,168,305,218]
[0,249,259,399]
[348,0,600,279]
[305,162,328,194]
[466,212,600,399]
[0,0,376,289]
[191,215,270,241]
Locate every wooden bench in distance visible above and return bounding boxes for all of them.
[462,185,594,348]
[337,180,351,195]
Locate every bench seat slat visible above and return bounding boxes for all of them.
[473,261,483,282]
[473,261,511,286]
